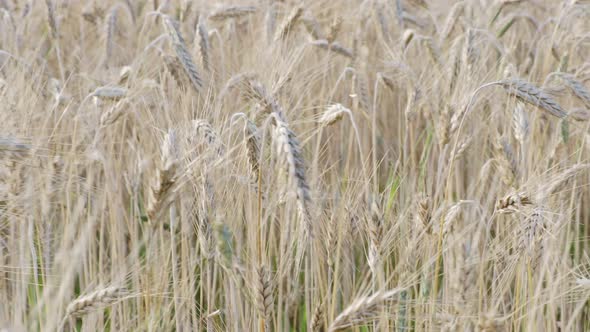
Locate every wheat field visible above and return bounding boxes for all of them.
[1,0,590,331]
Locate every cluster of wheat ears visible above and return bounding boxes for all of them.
[1,0,590,331]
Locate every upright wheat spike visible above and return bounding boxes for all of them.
[272,112,313,236]
[196,16,210,72]
[367,199,383,276]
[162,15,204,92]
[274,5,303,42]
[310,301,324,331]
[104,5,118,68]
[192,119,225,156]
[243,119,261,186]
[439,1,464,40]
[163,54,190,89]
[417,195,432,233]
[147,129,179,220]
[512,101,529,146]
[499,79,567,118]
[256,265,273,331]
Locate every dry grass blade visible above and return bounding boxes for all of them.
[328,289,401,331]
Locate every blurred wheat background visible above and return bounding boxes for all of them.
[1,0,590,331]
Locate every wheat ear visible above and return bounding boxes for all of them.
[499,79,567,118]
[272,112,313,236]
[273,5,303,42]
[147,129,179,220]
[162,15,204,92]
[65,286,129,318]
[328,289,401,331]
[209,6,257,21]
